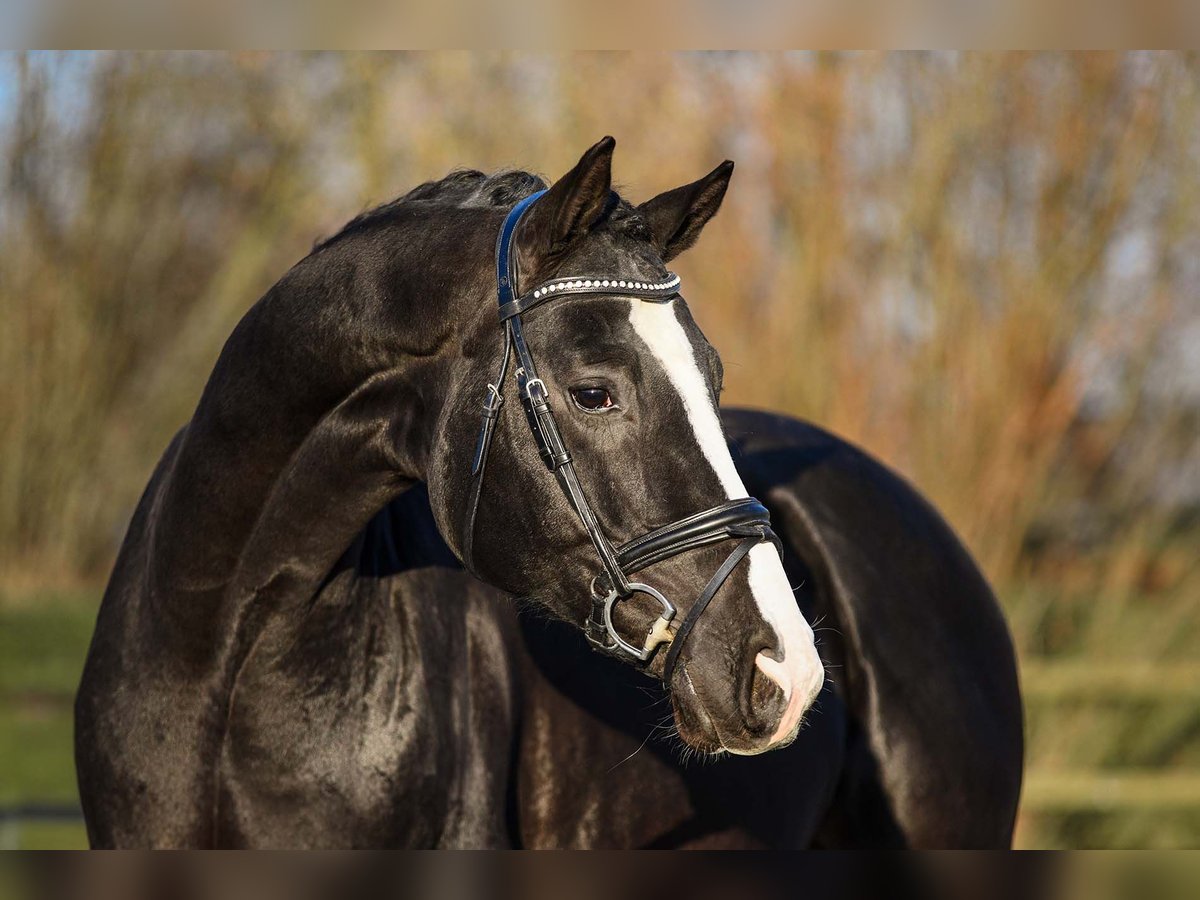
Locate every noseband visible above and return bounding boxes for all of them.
[463,190,781,681]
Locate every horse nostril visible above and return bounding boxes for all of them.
[751,662,779,706]
[746,649,789,732]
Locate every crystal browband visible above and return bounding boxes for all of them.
[497,273,681,321]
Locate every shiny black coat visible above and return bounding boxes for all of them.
[76,408,1021,847]
[75,146,1021,848]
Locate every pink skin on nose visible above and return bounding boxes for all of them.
[754,652,813,745]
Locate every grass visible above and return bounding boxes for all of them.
[0,597,91,849]
[0,597,96,698]
[0,822,88,851]
[0,702,76,806]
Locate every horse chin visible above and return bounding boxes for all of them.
[669,655,816,756]
[670,700,727,757]
[670,682,798,758]
[674,712,804,758]
[724,720,804,756]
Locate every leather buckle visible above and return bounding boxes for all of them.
[518,372,571,471]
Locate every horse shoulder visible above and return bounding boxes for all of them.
[723,407,1023,848]
[214,549,521,847]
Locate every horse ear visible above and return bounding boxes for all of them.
[522,136,615,258]
[638,160,734,262]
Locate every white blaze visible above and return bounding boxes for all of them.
[627,299,823,745]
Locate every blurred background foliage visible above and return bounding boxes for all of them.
[0,51,1197,849]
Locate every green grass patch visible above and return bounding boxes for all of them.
[0,595,94,845]
[0,699,77,806]
[0,821,89,851]
[0,597,98,697]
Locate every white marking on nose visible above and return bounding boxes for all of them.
[627,299,823,744]
[748,543,825,744]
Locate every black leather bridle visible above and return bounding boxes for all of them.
[463,190,781,681]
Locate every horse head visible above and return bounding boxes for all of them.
[426,138,824,756]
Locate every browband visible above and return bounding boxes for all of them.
[499,274,680,321]
[463,190,782,679]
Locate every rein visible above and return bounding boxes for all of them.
[462,190,781,681]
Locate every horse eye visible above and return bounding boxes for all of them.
[570,386,615,411]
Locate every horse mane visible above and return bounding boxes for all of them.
[315,168,649,252]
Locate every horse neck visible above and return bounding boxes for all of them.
[146,232,475,634]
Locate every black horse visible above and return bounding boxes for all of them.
[75,139,1022,847]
